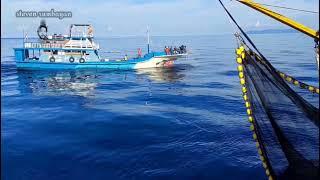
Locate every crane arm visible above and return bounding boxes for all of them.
[237,0,319,40]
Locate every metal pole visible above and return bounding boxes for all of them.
[23,29,26,61]
[147,26,150,53]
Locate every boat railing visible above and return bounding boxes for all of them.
[24,42,63,49]
[70,34,94,39]
[93,43,99,49]
[64,41,99,49]
[24,42,99,49]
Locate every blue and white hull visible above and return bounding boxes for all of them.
[14,50,187,70]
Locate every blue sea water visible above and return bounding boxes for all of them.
[1,33,319,180]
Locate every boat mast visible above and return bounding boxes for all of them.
[237,0,319,40]
[147,26,150,53]
[23,29,25,44]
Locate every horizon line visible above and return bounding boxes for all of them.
[1,33,236,39]
[1,28,300,39]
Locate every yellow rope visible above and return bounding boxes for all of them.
[277,71,319,94]
[250,50,319,94]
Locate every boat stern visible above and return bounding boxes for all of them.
[134,52,187,69]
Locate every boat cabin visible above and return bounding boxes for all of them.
[15,24,100,63]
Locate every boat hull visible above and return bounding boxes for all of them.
[15,53,187,70]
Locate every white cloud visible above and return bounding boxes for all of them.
[255,20,260,28]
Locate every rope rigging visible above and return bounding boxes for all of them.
[256,3,319,14]
[217,0,267,60]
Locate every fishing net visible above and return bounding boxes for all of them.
[240,48,319,179]
[216,0,319,178]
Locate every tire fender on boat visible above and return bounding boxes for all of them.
[49,56,55,62]
[69,56,75,63]
[79,57,85,63]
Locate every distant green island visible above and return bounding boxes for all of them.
[246,29,298,34]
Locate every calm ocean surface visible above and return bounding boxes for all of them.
[1,33,319,180]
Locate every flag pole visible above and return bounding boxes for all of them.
[147,26,150,53]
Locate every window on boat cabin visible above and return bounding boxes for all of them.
[65,50,81,54]
[24,50,29,59]
[81,51,89,55]
[26,49,39,60]
[27,50,34,57]
[52,50,58,55]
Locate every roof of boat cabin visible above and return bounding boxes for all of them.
[14,47,97,51]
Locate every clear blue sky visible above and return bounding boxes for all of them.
[1,0,319,37]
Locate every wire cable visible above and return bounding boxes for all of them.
[217,0,267,60]
[258,3,319,14]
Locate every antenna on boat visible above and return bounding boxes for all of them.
[22,26,28,44]
[22,28,24,44]
[22,24,26,44]
[147,26,150,53]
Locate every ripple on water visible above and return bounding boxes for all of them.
[2,34,317,179]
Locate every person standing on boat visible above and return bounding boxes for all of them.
[173,47,178,54]
[181,45,186,53]
[88,25,94,37]
[138,48,142,58]
[179,46,183,54]
[124,54,128,60]
[87,25,94,44]
[165,47,170,55]
[170,46,173,55]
